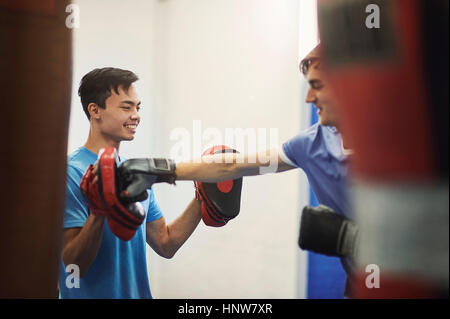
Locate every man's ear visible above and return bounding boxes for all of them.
[88,102,101,119]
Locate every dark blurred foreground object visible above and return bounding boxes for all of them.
[318,0,448,298]
[0,0,72,298]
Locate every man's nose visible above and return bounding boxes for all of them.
[305,87,316,104]
[130,108,140,121]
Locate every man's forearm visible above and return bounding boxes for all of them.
[165,199,202,257]
[114,148,288,203]
[176,151,272,182]
[62,214,105,277]
[175,160,240,182]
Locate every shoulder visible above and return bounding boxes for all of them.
[305,122,322,135]
[67,147,96,180]
[146,188,160,206]
[296,123,321,141]
[284,123,321,150]
[280,124,320,168]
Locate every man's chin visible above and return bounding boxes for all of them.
[319,116,334,127]
[121,135,135,141]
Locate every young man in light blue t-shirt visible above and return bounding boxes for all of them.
[59,68,202,298]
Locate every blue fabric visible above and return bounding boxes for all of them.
[59,147,163,299]
[282,123,352,219]
[283,104,349,298]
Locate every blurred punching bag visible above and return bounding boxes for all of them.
[318,0,448,297]
[0,0,72,297]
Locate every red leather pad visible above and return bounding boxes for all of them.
[97,147,146,241]
[196,145,243,227]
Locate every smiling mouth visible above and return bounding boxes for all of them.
[124,124,138,130]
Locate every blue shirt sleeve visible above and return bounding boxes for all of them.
[64,165,89,229]
[145,189,163,223]
[282,131,312,170]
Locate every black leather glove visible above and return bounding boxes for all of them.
[117,158,177,203]
[298,205,359,258]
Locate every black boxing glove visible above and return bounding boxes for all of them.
[117,158,177,203]
[298,205,359,258]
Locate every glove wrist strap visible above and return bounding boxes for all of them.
[149,158,177,184]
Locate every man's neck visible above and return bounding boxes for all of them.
[83,130,120,155]
[335,125,353,154]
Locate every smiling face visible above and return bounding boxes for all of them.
[305,61,340,127]
[91,84,141,142]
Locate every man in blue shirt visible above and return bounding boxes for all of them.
[115,44,355,297]
[60,68,202,298]
[176,44,354,291]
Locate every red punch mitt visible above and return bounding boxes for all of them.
[80,164,108,216]
[195,145,243,227]
[97,148,146,241]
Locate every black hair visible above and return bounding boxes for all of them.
[78,67,139,120]
[299,43,322,76]
[300,57,321,76]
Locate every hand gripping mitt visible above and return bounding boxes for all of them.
[195,145,243,227]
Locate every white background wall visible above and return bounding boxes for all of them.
[69,0,317,298]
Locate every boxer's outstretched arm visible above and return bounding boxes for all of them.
[175,148,295,182]
[114,147,296,203]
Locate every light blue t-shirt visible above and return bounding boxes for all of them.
[281,123,352,219]
[59,147,163,299]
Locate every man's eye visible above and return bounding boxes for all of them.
[136,107,141,112]
[121,106,131,110]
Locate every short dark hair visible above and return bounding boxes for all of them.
[299,43,322,76]
[78,67,139,120]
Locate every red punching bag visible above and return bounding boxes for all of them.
[318,0,448,298]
